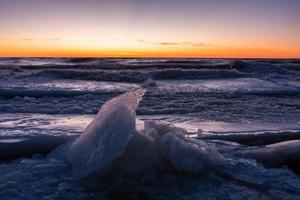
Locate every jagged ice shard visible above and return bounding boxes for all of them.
[68,89,146,179]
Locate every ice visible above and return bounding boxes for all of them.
[1,58,300,199]
[234,140,300,168]
[144,120,186,136]
[68,89,225,179]
[68,88,146,178]
[0,135,71,160]
[160,132,224,173]
[66,87,300,180]
[199,129,300,145]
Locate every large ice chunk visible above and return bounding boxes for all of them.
[68,89,146,179]
[234,140,300,168]
[160,132,224,173]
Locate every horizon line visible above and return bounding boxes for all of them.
[0,56,299,60]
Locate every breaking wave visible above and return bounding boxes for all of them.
[22,68,246,83]
[2,58,298,83]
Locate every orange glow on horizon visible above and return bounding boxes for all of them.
[0,45,299,58]
[1,34,299,58]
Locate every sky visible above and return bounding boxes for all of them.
[0,0,299,58]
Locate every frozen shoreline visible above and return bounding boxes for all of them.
[0,58,300,199]
[0,89,300,200]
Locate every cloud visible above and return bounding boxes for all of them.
[158,42,179,46]
[138,39,210,47]
[181,42,206,47]
[0,37,62,42]
[42,38,61,41]
[138,39,179,46]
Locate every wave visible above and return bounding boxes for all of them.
[1,58,298,84]
[2,85,298,100]
[231,60,292,74]
[0,59,295,83]
[1,86,299,117]
[24,68,247,82]
[0,88,120,97]
[151,69,245,79]
[28,69,150,82]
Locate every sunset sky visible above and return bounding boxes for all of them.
[0,0,299,58]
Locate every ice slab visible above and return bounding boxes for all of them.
[68,89,146,178]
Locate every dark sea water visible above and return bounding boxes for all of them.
[0,58,300,199]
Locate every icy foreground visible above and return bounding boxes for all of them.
[1,87,300,199]
[67,87,300,187]
[64,89,300,199]
[68,88,225,179]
